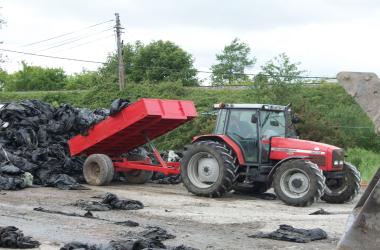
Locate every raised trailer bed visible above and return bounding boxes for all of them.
[68,98,197,185]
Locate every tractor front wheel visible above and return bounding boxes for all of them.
[181,140,238,198]
[273,159,325,207]
[321,162,361,204]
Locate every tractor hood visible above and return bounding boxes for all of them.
[271,137,341,153]
[270,137,344,170]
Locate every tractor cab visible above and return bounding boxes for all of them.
[213,103,297,164]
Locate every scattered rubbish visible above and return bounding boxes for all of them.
[151,173,182,184]
[72,200,111,211]
[73,193,144,211]
[309,208,332,215]
[33,207,94,219]
[45,174,89,190]
[109,98,130,116]
[0,99,130,191]
[60,225,198,250]
[249,224,327,243]
[34,206,140,228]
[0,226,40,249]
[252,193,277,200]
[138,226,176,241]
[114,220,139,227]
[60,241,98,250]
[101,192,144,210]
[150,150,183,184]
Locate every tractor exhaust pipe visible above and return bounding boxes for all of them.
[337,167,380,249]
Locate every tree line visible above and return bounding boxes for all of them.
[0,39,305,91]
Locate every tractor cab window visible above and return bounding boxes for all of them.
[260,110,286,139]
[226,109,259,163]
[260,110,286,163]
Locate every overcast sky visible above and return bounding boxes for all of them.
[1,0,380,79]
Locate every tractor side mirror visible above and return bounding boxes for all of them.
[270,120,279,126]
[292,116,301,124]
[251,114,258,123]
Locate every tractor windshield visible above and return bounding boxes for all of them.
[260,110,286,139]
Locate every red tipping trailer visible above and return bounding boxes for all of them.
[68,98,197,186]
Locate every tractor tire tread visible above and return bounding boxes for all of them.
[181,140,238,198]
[273,159,325,207]
[321,162,361,204]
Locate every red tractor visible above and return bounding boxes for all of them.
[181,103,361,206]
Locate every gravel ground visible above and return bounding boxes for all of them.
[0,183,359,249]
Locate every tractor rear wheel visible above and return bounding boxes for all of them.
[83,154,114,186]
[181,140,238,198]
[273,159,325,207]
[321,162,361,204]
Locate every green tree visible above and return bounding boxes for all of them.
[100,40,198,86]
[5,62,67,91]
[211,38,256,85]
[259,53,305,103]
[260,53,305,85]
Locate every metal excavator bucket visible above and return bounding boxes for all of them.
[336,167,380,249]
[337,71,380,249]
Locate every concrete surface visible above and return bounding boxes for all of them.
[0,183,358,249]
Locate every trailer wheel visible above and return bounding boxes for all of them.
[273,159,325,207]
[321,162,361,204]
[120,152,153,184]
[181,140,238,198]
[121,170,154,184]
[83,154,114,186]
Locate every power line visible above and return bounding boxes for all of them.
[36,27,114,52]
[22,19,114,47]
[0,48,105,64]
[54,34,115,53]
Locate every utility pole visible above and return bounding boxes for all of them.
[115,13,125,90]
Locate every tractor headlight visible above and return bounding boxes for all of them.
[332,149,345,168]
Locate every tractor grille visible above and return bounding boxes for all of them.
[309,155,326,166]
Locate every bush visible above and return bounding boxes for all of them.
[1,82,380,159]
[346,148,380,182]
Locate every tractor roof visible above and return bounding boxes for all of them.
[213,103,287,111]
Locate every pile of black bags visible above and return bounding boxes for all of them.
[0,99,129,191]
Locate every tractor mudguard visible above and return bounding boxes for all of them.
[267,156,309,183]
[193,135,246,165]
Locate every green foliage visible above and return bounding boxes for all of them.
[0,68,7,90]
[100,40,198,86]
[1,81,380,176]
[65,70,100,90]
[211,38,256,85]
[346,148,380,181]
[261,53,305,84]
[4,62,66,91]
